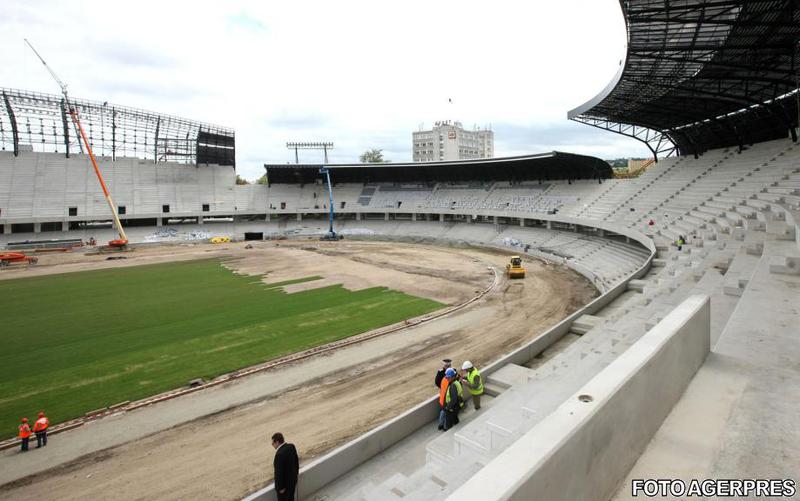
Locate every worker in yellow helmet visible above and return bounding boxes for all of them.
[461,361,484,410]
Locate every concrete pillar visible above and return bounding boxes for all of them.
[198,216,204,225]
[384,213,390,221]
[412,213,417,221]
[297,213,302,221]
[546,221,553,230]
[3,224,10,234]
[440,214,445,223]
[626,236,631,244]
[520,218,525,227]
[493,216,498,224]
[62,220,69,232]
[157,218,163,227]
[467,215,472,224]
[356,212,361,221]
[597,228,604,237]
[34,223,41,233]
[574,224,579,233]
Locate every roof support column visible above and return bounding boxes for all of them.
[60,98,70,158]
[2,91,19,157]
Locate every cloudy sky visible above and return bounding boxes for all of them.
[1,0,651,180]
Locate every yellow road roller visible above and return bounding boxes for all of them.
[506,255,526,278]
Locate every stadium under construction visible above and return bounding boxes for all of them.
[0,1,799,500]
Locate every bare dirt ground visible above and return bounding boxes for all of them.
[0,241,487,305]
[0,240,596,501]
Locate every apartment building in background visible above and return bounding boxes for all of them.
[413,120,494,162]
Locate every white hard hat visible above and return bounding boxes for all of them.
[462,361,473,370]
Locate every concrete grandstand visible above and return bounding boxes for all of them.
[0,1,799,500]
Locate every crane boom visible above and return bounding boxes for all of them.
[25,38,84,154]
[25,39,68,96]
[25,39,128,247]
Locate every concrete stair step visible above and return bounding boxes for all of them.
[485,363,535,389]
[767,222,797,241]
[482,383,504,398]
[723,277,748,297]
[769,256,800,276]
[745,242,764,256]
[627,279,647,293]
[569,314,603,335]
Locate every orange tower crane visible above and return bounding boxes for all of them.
[25,39,128,248]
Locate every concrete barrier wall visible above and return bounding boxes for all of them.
[243,220,655,501]
[242,397,441,501]
[446,294,711,501]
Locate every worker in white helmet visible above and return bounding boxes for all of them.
[461,361,484,410]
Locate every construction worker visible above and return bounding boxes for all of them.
[443,368,464,430]
[461,361,484,410]
[18,418,31,452]
[435,359,452,431]
[434,359,452,389]
[33,411,49,448]
[676,235,686,251]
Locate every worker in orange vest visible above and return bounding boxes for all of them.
[18,418,31,452]
[435,359,452,431]
[33,411,49,448]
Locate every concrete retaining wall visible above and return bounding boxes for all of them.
[446,294,711,501]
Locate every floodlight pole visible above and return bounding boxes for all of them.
[287,142,334,164]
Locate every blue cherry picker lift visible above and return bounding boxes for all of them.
[319,167,341,241]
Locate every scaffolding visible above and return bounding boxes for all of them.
[0,87,235,166]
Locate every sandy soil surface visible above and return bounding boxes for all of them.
[0,241,488,305]
[0,240,596,500]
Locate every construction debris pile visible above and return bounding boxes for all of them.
[502,237,523,248]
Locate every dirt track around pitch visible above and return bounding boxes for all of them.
[0,240,596,500]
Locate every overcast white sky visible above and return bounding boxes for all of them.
[1,0,651,180]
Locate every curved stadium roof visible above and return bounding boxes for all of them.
[264,152,612,184]
[569,0,800,158]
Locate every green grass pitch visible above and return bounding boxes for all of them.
[0,259,443,439]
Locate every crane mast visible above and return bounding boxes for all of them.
[25,39,128,247]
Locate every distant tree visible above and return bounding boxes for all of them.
[359,149,390,163]
[235,175,250,185]
[255,174,269,185]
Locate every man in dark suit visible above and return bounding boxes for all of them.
[272,432,299,501]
